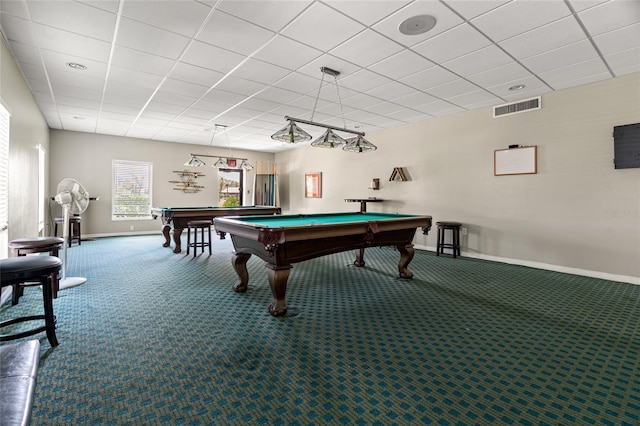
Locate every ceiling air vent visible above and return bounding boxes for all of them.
[493,96,541,118]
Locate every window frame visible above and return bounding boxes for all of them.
[111,159,153,221]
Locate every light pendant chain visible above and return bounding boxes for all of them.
[310,72,326,122]
[333,74,346,129]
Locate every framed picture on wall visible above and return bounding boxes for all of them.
[305,172,322,198]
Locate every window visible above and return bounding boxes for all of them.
[218,168,243,207]
[112,160,152,220]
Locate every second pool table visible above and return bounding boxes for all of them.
[213,212,432,316]
[151,205,281,253]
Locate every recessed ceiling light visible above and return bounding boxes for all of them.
[509,84,526,91]
[399,15,437,36]
[67,62,87,70]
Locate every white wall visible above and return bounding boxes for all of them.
[49,129,276,236]
[275,73,640,283]
[1,36,50,241]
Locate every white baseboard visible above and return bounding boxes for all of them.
[414,245,640,285]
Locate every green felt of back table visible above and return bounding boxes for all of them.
[214,212,433,316]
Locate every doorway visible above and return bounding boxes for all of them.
[218,168,243,206]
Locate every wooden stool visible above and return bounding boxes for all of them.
[436,221,462,258]
[186,220,212,257]
[0,256,61,347]
[54,216,81,246]
[8,237,65,303]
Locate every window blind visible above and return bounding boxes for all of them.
[112,160,153,220]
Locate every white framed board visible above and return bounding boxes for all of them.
[494,146,537,176]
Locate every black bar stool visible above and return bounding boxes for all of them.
[0,256,61,347]
[54,216,81,246]
[186,220,212,257]
[436,221,462,258]
[8,237,65,303]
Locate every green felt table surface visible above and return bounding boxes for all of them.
[157,206,273,210]
[232,212,420,228]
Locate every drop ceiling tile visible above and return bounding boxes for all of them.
[1,14,36,45]
[111,46,177,76]
[20,63,48,82]
[414,99,464,116]
[253,36,323,71]
[32,23,112,62]
[169,62,225,87]
[76,0,120,14]
[383,107,433,122]
[197,10,275,56]
[578,0,640,36]
[360,100,406,116]
[605,47,640,75]
[566,0,608,13]
[281,2,365,52]
[445,1,510,20]
[272,72,321,95]
[522,39,600,74]
[27,0,116,42]
[180,108,218,120]
[217,0,313,32]
[539,57,611,89]
[393,91,439,108]
[27,78,50,92]
[369,49,435,80]
[214,75,268,97]
[471,0,572,42]
[342,92,391,109]
[329,30,403,68]
[0,0,30,18]
[240,97,282,113]
[107,66,164,90]
[181,41,246,74]
[467,62,533,88]
[40,49,108,80]
[399,65,457,91]
[232,58,291,85]
[426,78,480,98]
[55,96,101,110]
[447,89,503,109]
[366,81,417,101]
[103,85,155,108]
[52,83,103,102]
[48,68,105,92]
[372,0,464,47]
[324,1,410,26]
[339,69,393,92]
[159,78,208,99]
[499,16,587,60]
[593,23,640,55]
[101,103,148,115]
[152,90,199,107]
[254,86,303,104]
[412,23,491,63]
[296,55,362,79]
[443,45,513,76]
[202,88,249,106]
[116,17,191,59]
[121,0,212,37]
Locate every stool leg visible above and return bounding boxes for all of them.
[200,226,205,254]
[455,228,461,257]
[436,226,442,256]
[452,228,458,259]
[208,225,212,255]
[186,227,191,255]
[193,227,198,257]
[77,220,81,245]
[42,274,59,347]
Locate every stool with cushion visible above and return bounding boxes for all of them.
[436,221,462,258]
[54,216,81,246]
[0,256,61,347]
[8,237,65,303]
[186,220,212,257]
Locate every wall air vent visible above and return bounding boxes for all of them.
[493,96,541,118]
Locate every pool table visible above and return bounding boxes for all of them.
[213,212,432,316]
[151,206,281,253]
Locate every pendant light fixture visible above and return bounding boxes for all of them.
[270,67,377,153]
[185,124,254,170]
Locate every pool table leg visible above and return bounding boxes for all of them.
[266,264,292,317]
[231,252,251,293]
[161,225,171,248]
[172,228,183,253]
[397,244,415,279]
[354,248,366,267]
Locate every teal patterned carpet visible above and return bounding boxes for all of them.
[1,235,638,425]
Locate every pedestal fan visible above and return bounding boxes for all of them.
[54,178,89,289]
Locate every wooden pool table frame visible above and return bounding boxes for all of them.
[214,212,432,316]
[151,206,281,253]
